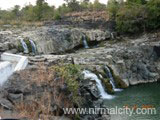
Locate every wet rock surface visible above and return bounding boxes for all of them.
[0,66,106,120]
[27,34,160,87]
[0,25,110,54]
[0,20,160,120]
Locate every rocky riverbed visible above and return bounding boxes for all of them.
[27,33,160,86]
[0,19,160,119]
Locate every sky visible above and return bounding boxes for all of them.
[0,0,108,10]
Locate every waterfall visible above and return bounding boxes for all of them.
[29,39,37,54]
[83,70,114,99]
[111,32,114,39]
[82,35,89,49]
[20,39,29,53]
[104,66,122,92]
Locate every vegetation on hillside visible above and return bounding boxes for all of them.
[0,0,106,23]
[0,0,159,34]
[107,0,160,34]
[16,64,83,119]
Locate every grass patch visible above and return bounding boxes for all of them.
[17,63,83,119]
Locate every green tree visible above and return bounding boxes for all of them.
[64,0,81,11]
[92,0,106,11]
[116,4,147,33]
[146,0,160,29]
[12,5,20,18]
[107,0,120,19]
[127,0,147,4]
[35,0,46,20]
[21,5,36,21]
[80,0,90,10]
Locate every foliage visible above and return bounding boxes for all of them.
[57,3,71,16]
[51,64,83,107]
[11,5,21,19]
[127,0,147,4]
[146,0,160,29]
[107,0,160,34]
[17,38,33,53]
[53,11,61,20]
[64,0,81,11]
[102,78,114,94]
[0,0,108,23]
[116,4,147,33]
[92,0,106,11]
[16,64,83,119]
[107,0,120,19]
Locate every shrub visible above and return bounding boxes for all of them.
[107,0,120,20]
[24,38,32,53]
[146,0,160,30]
[16,64,83,119]
[53,11,61,20]
[116,4,147,34]
[51,64,83,107]
[107,0,160,34]
[92,0,106,11]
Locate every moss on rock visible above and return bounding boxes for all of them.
[114,75,128,88]
[51,64,83,107]
[17,42,23,52]
[17,37,37,53]
[24,37,32,53]
[93,68,114,94]
[109,67,128,89]
[102,78,114,94]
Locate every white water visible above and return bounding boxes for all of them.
[82,36,89,49]
[111,33,114,39]
[20,39,29,53]
[29,39,37,54]
[83,70,114,99]
[104,66,122,92]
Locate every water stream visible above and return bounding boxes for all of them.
[20,39,29,53]
[103,83,160,120]
[82,35,89,49]
[83,70,114,99]
[104,66,122,92]
[29,39,37,54]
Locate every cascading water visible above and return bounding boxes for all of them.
[82,35,89,49]
[83,70,114,99]
[29,39,37,54]
[104,66,122,92]
[20,39,29,53]
[110,32,114,39]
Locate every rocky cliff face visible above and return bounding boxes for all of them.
[0,31,17,53]
[0,25,110,54]
[27,33,160,87]
[20,26,110,54]
[0,65,111,120]
[0,24,160,120]
[1,22,159,87]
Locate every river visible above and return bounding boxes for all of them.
[104,83,160,120]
